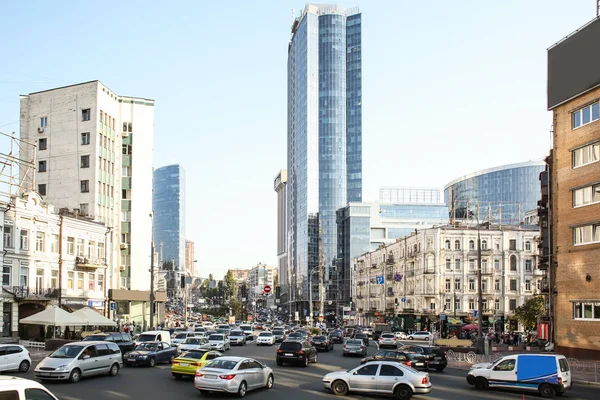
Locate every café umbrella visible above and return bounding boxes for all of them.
[19,306,87,338]
[72,307,117,327]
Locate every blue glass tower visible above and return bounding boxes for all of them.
[287,4,362,307]
[153,164,186,271]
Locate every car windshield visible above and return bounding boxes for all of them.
[347,340,362,345]
[204,359,238,370]
[273,330,284,334]
[50,345,84,359]
[175,333,188,339]
[136,343,157,351]
[209,335,224,341]
[181,351,206,359]
[183,338,201,344]
[231,331,244,336]
[82,335,106,341]
[259,332,272,337]
[313,336,326,340]
[355,333,366,338]
[240,325,252,330]
[279,342,301,351]
[137,334,157,342]
[289,332,302,337]
[382,334,395,338]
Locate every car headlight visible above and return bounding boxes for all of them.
[139,355,148,359]
[55,365,69,371]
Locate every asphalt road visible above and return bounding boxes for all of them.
[12,338,600,400]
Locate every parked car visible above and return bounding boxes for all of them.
[34,341,122,383]
[229,330,247,346]
[171,350,223,379]
[208,334,231,352]
[276,340,317,367]
[0,376,59,399]
[408,331,432,341]
[137,330,172,346]
[311,335,334,352]
[123,341,177,367]
[322,361,432,399]
[194,356,274,396]
[395,331,408,340]
[378,332,398,349]
[177,337,210,354]
[257,332,275,346]
[172,332,197,345]
[467,354,571,397]
[82,332,135,354]
[360,350,429,370]
[343,339,367,357]
[354,332,369,347]
[272,329,286,343]
[0,344,31,373]
[399,345,448,372]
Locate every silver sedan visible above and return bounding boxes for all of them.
[322,360,432,399]
[194,356,274,397]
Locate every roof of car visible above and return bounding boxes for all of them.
[0,376,52,390]
[64,341,107,346]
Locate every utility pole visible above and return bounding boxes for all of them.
[308,271,313,326]
[475,211,484,354]
[318,219,324,321]
[149,213,155,330]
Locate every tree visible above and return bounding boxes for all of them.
[224,270,237,299]
[274,273,279,288]
[229,297,243,319]
[514,296,546,330]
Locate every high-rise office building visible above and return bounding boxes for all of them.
[274,170,288,305]
[287,4,362,314]
[153,164,186,271]
[185,240,195,276]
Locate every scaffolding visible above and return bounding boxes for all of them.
[0,131,36,204]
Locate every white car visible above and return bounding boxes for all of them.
[0,376,59,399]
[395,331,408,340]
[256,332,275,346]
[172,332,196,345]
[0,345,31,373]
[208,334,231,351]
[177,337,210,354]
[408,331,432,341]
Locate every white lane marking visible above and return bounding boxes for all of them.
[372,340,379,350]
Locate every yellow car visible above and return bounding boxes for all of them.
[171,350,223,379]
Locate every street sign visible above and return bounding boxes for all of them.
[319,315,324,321]
[264,285,272,293]
[376,276,385,285]
[440,313,446,320]
[401,297,406,303]
[473,310,478,317]
[110,302,116,311]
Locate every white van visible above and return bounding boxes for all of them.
[137,330,172,346]
[0,376,59,399]
[467,353,571,397]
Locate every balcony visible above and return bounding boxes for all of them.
[423,268,435,274]
[356,295,364,299]
[4,286,65,300]
[386,255,395,265]
[75,256,107,269]
[369,293,377,298]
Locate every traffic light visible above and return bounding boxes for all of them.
[395,298,399,306]
[275,286,281,299]
[180,275,185,288]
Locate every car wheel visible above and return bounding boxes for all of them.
[198,389,209,395]
[173,373,182,379]
[540,383,556,398]
[394,384,412,400]
[69,368,81,383]
[331,380,348,396]
[148,357,156,367]
[237,381,247,397]
[18,360,30,373]
[408,336,414,340]
[474,377,489,390]
[109,363,119,376]
[303,356,309,367]
[313,353,318,363]
[169,355,175,363]
[265,373,274,389]
[435,367,445,372]
[276,359,283,366]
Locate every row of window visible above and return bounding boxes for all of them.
[443,238,529,251]
[38,180,91,196]
[443,297,519,311]
[38,132,90,152]
[573,302,600,320]
[572,101,599,129]
[444,277,535,292]
[38,155,90,174]
[444,256,534,271]
[573,183,600,207]
[3,264,104,292]
[2,227,104,257]
[573,223,600,246]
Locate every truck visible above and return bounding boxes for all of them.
[371,322,391,340]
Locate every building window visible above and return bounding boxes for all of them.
[76,272,84,290]
[573,184,600,207]
[444,240,450,249]
[572,142,600,168]
[38,160,47,172]
[445,259,451,270]
[67,237,75,255]
[445,279,451,291]
[481,240,488,249]
[454,298,461,310]
[482,279,488,292]
[67,271,74,289]
[468,299,475,310]
[40,116,48,128]
[525,259,532,272]
[81,132,90,145]
[525,241,531,251]
[88,241,95,258]
[81,155,90,168]
[82,108,91,121]
[482,259,488,271]
[38,138,47,150]
[98,274,104,292]
[455,259,461,270]
[3,226,12,248]
[573,224,600,245]
[573,302,600,320]
[495,279,500,291]
[510,279,517,291]
[469,240,475,250]
[89,273,95,290]
[572,101,599,129]
[509,299,517,311]
[495,298,500,310]
[1,264,10,286]
[445,298,451,310]
[51,234,59,253]
[525,280,531,291]
[35,232,45,252]
[494,259,500,272]
[510,255,517,271]
[509,239,517,250]
[76,239,84,256]
[482,299,488,310]
[50,270,58,288]
[454,279,461,291]
[454,240,461,250]
[469,278,475,291]
[469,259,475,271]
[80,203,89,216]
[122,122,133,132]
[80,180,89,193]
[20,266,28,287]
[20,230,28,250]
[97,242,105,259]
[38,184,46,196]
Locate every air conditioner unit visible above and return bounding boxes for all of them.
[38,127,44,134]
[120,243,128,250]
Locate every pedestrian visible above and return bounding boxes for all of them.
[124,325,129,334]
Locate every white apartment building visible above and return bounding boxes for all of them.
[248,263,277,308]
[353,224,544,333]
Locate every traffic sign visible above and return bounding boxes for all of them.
[264,285,272,293]
[110,302,116,311]
[473,310,478,317]
[319,315,324,321]
[401,297,406,303]
[376,276,385,285]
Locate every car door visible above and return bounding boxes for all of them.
[0,346,8,371]
[237,361,256,387]
[79,345,100,376]
[95,344,112,372]
[24,387,59,400]
[163,342,175,361]
[247,360,264,389]
[155,343,165,362]
[377,364,405,393]
[5,346,22,370]
[349,363,380,391]
[490,357,518,388]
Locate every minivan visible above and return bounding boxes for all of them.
[137,330,172,346]
[34,341,123,383]
[466,354,571,397]
[0,376,59,399]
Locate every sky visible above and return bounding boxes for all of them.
[0,1,596,279]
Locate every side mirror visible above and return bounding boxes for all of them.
[353,371,358,375]
[82,355,90,360]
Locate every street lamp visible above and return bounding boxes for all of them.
[469,209,484,354]
[149,212,155,330]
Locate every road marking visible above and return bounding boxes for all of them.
[371,340,379,350]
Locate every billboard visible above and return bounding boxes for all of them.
[548,17,600,110]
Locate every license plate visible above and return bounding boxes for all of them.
[285,353,293,356]
[127,359,136,362]
[205,375,216,379]
[180,363,189,367]
[435,357,442,360]
[39,373,51,377]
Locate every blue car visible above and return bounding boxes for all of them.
[123,341,177,367]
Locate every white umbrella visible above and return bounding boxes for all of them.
[19,306,87,326]
[72,307,117,327]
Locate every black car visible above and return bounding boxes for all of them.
[123,341,178,367]
[83,332,135,353]
[354,332,369,347]
[329,330,344,344]
[276,340,317,367]
[399,345,448,371]
[360,350,429,370]
[310,335,334,352]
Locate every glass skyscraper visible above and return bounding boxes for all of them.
[153,164,186,271]
[287,4,362,308]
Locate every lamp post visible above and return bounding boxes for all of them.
[469,209,484,354]
[149,212,155,330]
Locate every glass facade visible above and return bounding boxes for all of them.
[444,161,545,224]
[152,165,186,271]
[288,5,362,304]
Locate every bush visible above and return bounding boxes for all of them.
[309,327,321,336]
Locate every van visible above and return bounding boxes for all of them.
[466,354,571,397]
[0,376,59,399]
[137,330,172,346]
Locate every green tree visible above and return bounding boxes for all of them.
[514,296,546,330]
[229,297,243,319]
[274,273,279,288]
[224,270,237,299]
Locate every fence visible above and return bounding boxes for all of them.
[19,340,44,349]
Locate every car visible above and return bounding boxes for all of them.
[82,332,135,354]
[378,332,398,349]
[229,330,247,346]
[177,337,210,354]
[343,339,367,357]
[322,361,432,399]
[0,345,31,373]
[329,330,344,344]
[194,356,274,396]
[354,332,369,347]
[239,324,253,336]
[311,335,334,352]
[399,345,447,371]
[257,332,275,346]
[208,334,231,351]
[34,341,122,383]
[408,331,432,341]
[137,330,172,346]
[0,376,59,399]
[360,350,429,370]
[287,331,306,341]
[171,350,223,379]
[276,340,317,367]
[272,329,286,343]
[123,341,177,367]
[395,331,408,340]
[172,332,197,345]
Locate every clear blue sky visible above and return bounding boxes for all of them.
[0,1,595,279]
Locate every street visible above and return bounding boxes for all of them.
[17,339,600,400]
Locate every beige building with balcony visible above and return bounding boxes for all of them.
[353,224,543,334]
